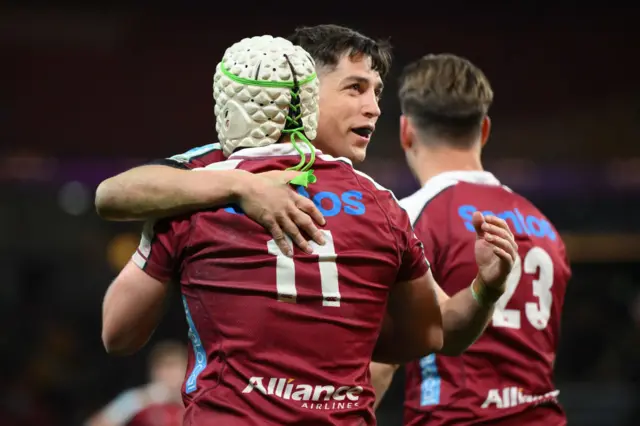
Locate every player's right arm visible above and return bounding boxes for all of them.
[102,260,171,356]
[370,202,444,363]
[373,270,443,364]
[102,216,189,356]
[372,204,518,364]
[94,151,326,256]
[431,213,519,355]
[371,212,517,404]
[95,161,248,221]
[370,270,502,405]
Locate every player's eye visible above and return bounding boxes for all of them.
[347,83,362,92]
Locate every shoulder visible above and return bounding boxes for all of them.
[344,168,420,237]
[192,157,244,172]
[335,162,399,200]
[400,176,459,226]
[168,143,225,168]
[314,154,401,206]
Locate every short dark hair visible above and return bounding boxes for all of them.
[399,53,494,146]
[288,24,392,79]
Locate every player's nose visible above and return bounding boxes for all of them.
[362,92,381,119]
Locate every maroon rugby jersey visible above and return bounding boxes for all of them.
[133,143,429,426]
[399,171,571,426]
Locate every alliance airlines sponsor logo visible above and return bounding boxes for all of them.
[481,386,560,409]
[242,377,363,410]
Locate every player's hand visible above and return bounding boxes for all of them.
[472,212,518,292]
[236,170,326,256]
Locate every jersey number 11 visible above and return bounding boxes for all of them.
[267,230,341,307]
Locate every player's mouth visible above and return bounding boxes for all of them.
[350,126,374,143]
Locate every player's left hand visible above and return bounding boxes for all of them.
[472,212,518,292]
[236,170,326,257]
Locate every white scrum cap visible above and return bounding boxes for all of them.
[213,35,319,157]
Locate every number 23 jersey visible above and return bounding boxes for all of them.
[400,170,571,426]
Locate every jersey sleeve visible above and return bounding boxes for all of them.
[396,210,430,282]
[399,187,454,277]
[377,192,430,282]
[131,215,191,283]
[410,212,439,272]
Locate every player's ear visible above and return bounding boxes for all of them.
[400,115,414,151]
[480,116,491,147]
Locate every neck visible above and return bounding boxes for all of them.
[411,144,483,186]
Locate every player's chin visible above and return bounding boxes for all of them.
[348,136,370,163]
[349,145,367,163]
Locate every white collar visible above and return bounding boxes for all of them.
[228,143,322,159]
[227,143,353,167]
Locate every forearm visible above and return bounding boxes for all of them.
[95,165,249,221]
[439,278,497,356]
[370,361,399,410]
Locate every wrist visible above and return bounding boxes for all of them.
[470,276,504,307]
[222,169,254,203]
[189,168,252,206]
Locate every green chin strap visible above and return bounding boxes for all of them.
[219,61,318,187]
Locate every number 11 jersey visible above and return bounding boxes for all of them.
[132,143,429,426]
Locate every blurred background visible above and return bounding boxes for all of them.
[1,2,639,425]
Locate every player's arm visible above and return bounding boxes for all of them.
[375,213,518,354]
[429,213,517,355]
[102,217,186,355]
[384,276,496,358]
[432,279,496,355]
[371,212,517,404]
[369,279,449,408]
[372,270,444,364]
[381,212,515,357]
[102,261,170,355]
[95,161,251,221]
[369,195,443,364]
[95,157,325,256]
[368,275,452,408]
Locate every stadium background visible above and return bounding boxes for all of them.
[1,3,639,425]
